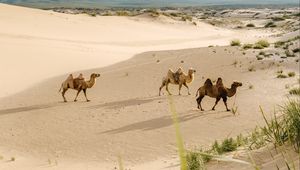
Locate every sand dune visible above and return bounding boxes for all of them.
[0,3,298,170]
[0,3,274,98]
[0,45,298,169]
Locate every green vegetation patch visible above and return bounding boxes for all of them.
[242,44,253,49]
[230,39,241,46]
[289,88,300,96]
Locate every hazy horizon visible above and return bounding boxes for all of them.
[0,0,299,8]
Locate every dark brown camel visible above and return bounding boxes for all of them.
[195,78,242,111]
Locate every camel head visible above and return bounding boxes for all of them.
[231,81,242,88]
[90,73,101,79]
[188,68,196,75]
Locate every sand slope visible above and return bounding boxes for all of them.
[0,45,298,169]
[0,3,274,98]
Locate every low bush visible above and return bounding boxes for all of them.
[288,72,295,77]
[292,48,300,53]
[242,44,253,49]
[265,21,276,28]
[277,74,288,78]
[246,23,255,27]
[289,88,300,96]
[275,41,285,48]
[255,40,270,48]
[230,39,241,46]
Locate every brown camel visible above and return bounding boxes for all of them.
[195,78,242,111]
[159,68,196,96]
[59,73,100,102]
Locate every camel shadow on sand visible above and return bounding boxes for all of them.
[89,96,163,110]
[0,103,59,116]
[101,109,227,134]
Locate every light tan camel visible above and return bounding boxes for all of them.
[59,73,100,102]
[195,78,242,111]
[159,68,196,96]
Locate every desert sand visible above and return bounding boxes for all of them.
[0,3,299,170]
[0,3,275,98]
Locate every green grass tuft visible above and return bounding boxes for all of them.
[186,152,203,170]
[292,48,300,53]
[212,138,238,154]
[289,88,300,96]
[246,23,255,27]
[265,21,276,28]
[243,44,253,49]
[283,100,300,150]
[275,41,285,48]
[260,100,300,151]
[253,44,264,49]
[230,39,241,46]
[288,72,295,77]
[255,40,270,48]
[277,74,288,78]
[221,138,238,152]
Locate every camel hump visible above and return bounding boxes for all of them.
[168,68,175,74]
[204,78,213,88]
[66,74,74,80]
[77,73,85,80]
[176,67,183,74]
[61,74,74,89]
[216,77,224,87]
[167,69,175,78]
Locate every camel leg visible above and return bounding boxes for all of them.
[178,83,182,95]
[166,82,172,95]
[183,82,191,95]
[83,89,90,102]
[222,96,230,111]
[196,95,205,111]
[212,97,221,110]
[62,88,68,102]
[74,88,82,102]
[159,82,165,96]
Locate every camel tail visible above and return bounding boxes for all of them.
[195,88,200,97]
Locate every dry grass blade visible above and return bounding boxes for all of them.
[118,154,124,170]
[198,152,251,165]
[167,95,187,170]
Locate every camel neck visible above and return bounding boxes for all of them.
[226,86,237,97]
[186,73,194,83]
[86,77,96,88]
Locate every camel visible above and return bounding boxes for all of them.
[59,73,100,102]
[159,67,196,96]
[195,78,242,111]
